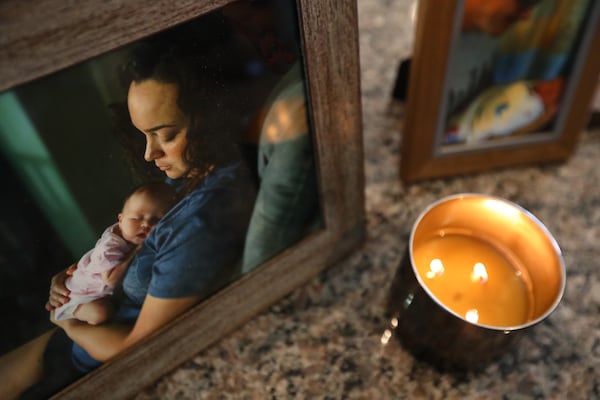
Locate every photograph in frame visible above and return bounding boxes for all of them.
[0,0,364,398]
[400,0,600,183]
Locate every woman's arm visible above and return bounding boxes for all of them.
[52,294,201,362]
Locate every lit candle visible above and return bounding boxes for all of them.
[414,232,533,327]
[465,309,479,324]
[471,262,488,283]
[387,194,566,368]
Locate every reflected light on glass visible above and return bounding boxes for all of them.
[410,1,418,24]
[403,293,414,309]
[381,329,393,345]
[482,199,521,219]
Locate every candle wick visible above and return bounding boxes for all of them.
[471,262,488,284]
[470,272,488,284]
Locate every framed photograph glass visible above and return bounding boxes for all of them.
[400,0,600,183]
[0,0,364,398]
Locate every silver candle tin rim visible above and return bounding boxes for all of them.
[408,193,566,332]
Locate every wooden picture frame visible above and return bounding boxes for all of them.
[400,0,600,183]
[0,0,364,398]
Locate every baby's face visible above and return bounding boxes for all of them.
[118,192,167,245]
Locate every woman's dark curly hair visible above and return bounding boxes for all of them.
[113,20,238,192]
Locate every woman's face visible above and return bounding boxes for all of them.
[128,80,191,179]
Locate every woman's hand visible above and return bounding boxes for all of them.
[45,263,77,311]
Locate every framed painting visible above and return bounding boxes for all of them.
[0,0,364,398]
[400,0,600,183]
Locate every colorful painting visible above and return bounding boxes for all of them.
[400,0,600,182]
[439,0,592,152]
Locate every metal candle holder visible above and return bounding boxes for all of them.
[386,194,566,369]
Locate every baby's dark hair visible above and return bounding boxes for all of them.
[123,181,177,212]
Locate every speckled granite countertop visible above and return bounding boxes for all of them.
[135,1,600,398]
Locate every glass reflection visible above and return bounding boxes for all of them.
[0,0,321,397]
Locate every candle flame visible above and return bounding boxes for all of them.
[471,262,488,283]
[465,309,479,323]
[426,258,445,279]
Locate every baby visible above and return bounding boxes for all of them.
[53,181,176,324]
